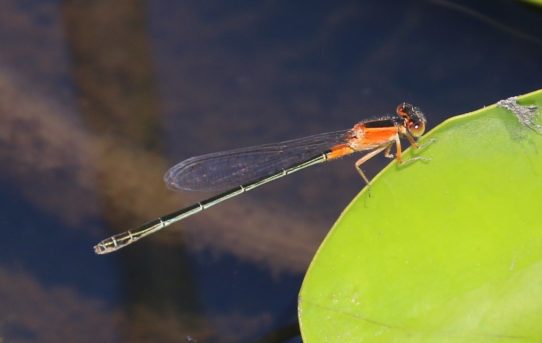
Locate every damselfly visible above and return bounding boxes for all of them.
[94,103,427,254]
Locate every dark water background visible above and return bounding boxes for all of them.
[1,0,541,342]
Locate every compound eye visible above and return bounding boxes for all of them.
[396,103,413,118]
[408,121,425,137]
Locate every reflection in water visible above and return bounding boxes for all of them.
[0,2,326,341]
[0,265,275,342]
[0,67,323,270]
[60,0,206,340]
[1,0,542,342]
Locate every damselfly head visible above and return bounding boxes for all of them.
[396,102,426,137]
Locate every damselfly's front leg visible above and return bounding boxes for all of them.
[404,131,436,152]
[394,135,431,166]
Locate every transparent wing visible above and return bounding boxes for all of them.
[164,129,352,192]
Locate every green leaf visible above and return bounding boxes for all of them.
[299,89,542,342]
[520,0,542,7]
